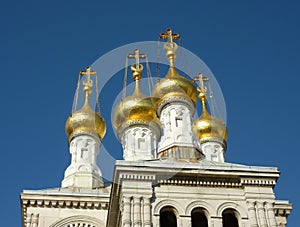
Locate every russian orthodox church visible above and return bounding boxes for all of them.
[21,29,292,227]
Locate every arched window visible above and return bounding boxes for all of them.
[222,209,239,227]
[191,208,208,227]
[160,206,177,227]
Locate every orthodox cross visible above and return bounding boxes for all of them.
[80,66,97,93]
[160,28,180,44]
[128,49,146,70]
[193,73,209,93]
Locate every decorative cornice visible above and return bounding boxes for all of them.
[119,173,156,182]
[157,178,242,188]
[241,178,276,187]
[274,202,292,218]
[157,96,195,117]
[21,193,109,227]
[21,198,109,209]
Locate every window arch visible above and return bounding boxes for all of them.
[222,209,239,227]
[50,215,104,227]
[160,206,177,227]
[191,208,208,227]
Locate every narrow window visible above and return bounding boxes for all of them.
[222,209,239,227]
[175,117,182,128]
[160,210,177,227]
[191,209,208,227]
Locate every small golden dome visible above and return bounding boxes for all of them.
[113,64,160,137]
[192,92,228,144]
[152,67,197,111]
[65,67,106,142]
[65,100,106,142]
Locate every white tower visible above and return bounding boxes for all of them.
[152,29,203,160]
[113,49,161,161]
[62,67,106,188]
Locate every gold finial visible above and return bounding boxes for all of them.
[160,28,180,67]
[128,49,146,81]
[79,66,97,108]
[80,66,96,93]
[160,28,180,43]
[193,73,209,111]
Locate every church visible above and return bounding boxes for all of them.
[20,29,292,227]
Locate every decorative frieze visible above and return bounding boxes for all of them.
[241,178,276,186]
[157,178,242,188]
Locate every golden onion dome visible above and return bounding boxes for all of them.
[152,29,197,114]
[192,91,228,145]
[113,64,160,138]
[152,66,197,111]
[65,67,106,143]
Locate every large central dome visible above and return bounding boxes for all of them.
[151,66,197,114]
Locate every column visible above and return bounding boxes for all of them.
[25,213,32,227]
[266,202,277,227]
[122,196,131,227]
[247,201,259,227]
[31,213,39,227]
[133,197,141,227]
[143,197,151,227]
[257,202,268,227]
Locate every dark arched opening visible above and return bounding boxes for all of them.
[191,208,208,227]
[160,207,177,227]
[222,209,239,227]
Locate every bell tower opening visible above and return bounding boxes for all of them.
[160,207,177,227]
[222,209,239,227]
[191,208,208,227]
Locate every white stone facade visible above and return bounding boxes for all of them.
[107,160,292,227]
[21,188,109,227]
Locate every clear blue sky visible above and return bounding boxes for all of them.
[1,1,299,226]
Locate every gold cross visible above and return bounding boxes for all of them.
[80,66,96,82]
[128,49,146,70]
[80,66,97,92]
[160,28,180,44]
[193,73,209,93]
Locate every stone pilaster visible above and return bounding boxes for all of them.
[266,202,277,227]
[257,202,268,227]
[143,197,152,227]
[133,197,141,227]
[122,196,132,227]
[247,201,259,227]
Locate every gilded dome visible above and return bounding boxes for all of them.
[65,67,106,143]
[65,100,106,142]
[152,67,197,112]
[192,93,228,144]
[112,64,161,138]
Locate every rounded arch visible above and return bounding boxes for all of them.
[185,201,214,216]
[154,199,184,216]
[217,202,248,219]
[160,206,178,227]
[191,208,209,227]
[50,215,104,227]
[222,208,240,227]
